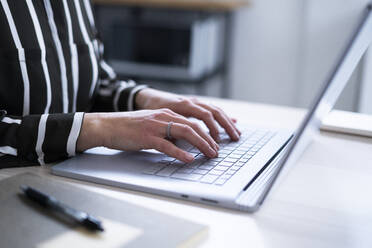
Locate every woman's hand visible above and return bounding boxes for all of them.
[135,88,241,142]
[76,109,219,163]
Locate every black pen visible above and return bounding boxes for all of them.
[20,185,104,232]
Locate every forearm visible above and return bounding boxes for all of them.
[76,113,104,152]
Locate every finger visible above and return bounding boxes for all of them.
[165,114,219,152]
[184,104,221,142]
[218,110,241,135]
[197,103,240,141]
[150,137,194,163]
[222,112,242,136]
[204,104,241,136]
[169,123,218,158]
[190,98,240,134]
[154,110,219,152]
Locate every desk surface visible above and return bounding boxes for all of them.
[2,98,372,248]
[93,0,249,11]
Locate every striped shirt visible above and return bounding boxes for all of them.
[0,0,146,168]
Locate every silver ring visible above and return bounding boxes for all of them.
[166,122,174,140]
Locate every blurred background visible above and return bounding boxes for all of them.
[93,0,372,113]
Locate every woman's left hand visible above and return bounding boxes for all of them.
[135,88,241,142]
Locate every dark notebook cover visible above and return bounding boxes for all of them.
[0,173,207,248]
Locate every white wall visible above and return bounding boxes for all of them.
[230,0,304,106]
[298,0,368,111]
[230,0,370,111]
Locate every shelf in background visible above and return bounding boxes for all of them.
[93,0,249,11]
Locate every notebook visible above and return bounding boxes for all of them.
[321,110,372,138]
[0,173,208,248]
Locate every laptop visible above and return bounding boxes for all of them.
[52,5,372,212]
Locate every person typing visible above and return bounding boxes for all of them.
[0,0,240,168]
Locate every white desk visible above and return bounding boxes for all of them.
[2,98,372,248]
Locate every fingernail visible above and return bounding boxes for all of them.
[234,131,239,140]
[185,153,194,162]
[208,147,217,157]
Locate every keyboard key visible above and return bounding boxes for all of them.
[230,166,240,172]
[220,174,233,180]
[224,158,238,163]
[156,166,179,177]
[251,147,260,152]
[193,169,209,175]
[189,148,200,153]
[228,153,243,158]
[246,151,256,156]
[195,154,208,160]
[225,142,239,147]
[210,157,224,162]
[233,146,248,154]
[208,170,224,176]
[171,160,187,166]
[188,159,205,167]
[200,175,219,184]
[219,149,231,154]
[162,157,176,162]
[198,165,215,170]
[242,158,253,163]
[245,141,258,145]
[225,170,236,176]
[235,162,245,167]
[230,151,245,155]
[189,152,200,157]
[204,161,219,166]
[215,178,228,186]
[171,173,202,181]
[177,168,194,174]
[143,165,165,175]
[228,155,242,160]
[222,147,235,151]
[157,160,171,165]
[187,165,199,169]
[214,166,228,171]
[239,145,253,150]
[219,161,234,167]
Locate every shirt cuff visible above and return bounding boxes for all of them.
[66,112,85,157]
[128,85,149,111]
[18,112,85,165]
[115,83,148,112]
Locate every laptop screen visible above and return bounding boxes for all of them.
[260,5,372,204]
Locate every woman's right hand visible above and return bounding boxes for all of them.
[76,109,219,163]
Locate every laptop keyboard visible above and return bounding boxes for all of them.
[143,128,276,186]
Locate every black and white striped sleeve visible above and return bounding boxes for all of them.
[80,0,148,113]
[91,40,148,113]
[0,110,84,165]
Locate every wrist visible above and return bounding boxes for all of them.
[135,88,153,110]
[76,113,105,152]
